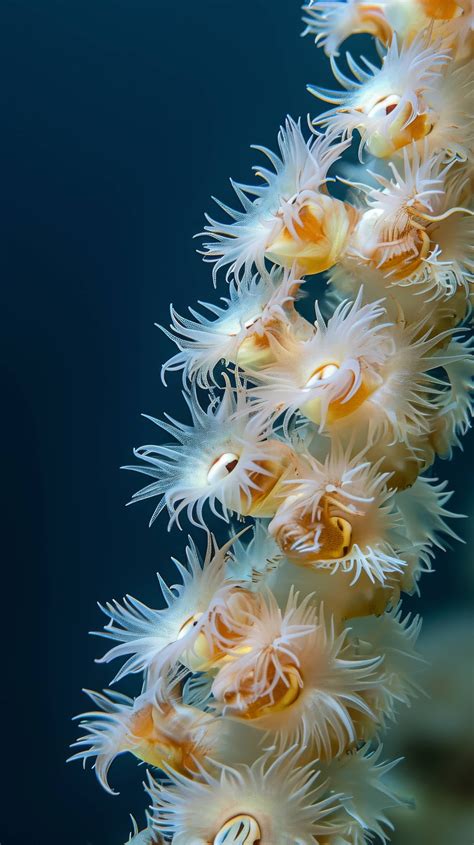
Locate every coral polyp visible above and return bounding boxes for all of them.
[71,3,473,842]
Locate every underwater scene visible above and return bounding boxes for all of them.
[2,1,472,844]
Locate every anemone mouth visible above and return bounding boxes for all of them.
[304,362,340,390]
[366,94,401,120]
[275,492,357,563]
[207,452,240,485]
[223,664,302,720]
[316,514,353,560]
[213,814,262,845]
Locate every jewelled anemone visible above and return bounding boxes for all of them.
[245,290,465,450]
[340,145,474,300]
[210,590,382,755]
[68,677,220,795]
[245,291,392,433]
[148,747,342,845]
[70,0,473,840]
[124,380,300,528]
[95,534,239,683]
[200,117,355,281]
[159,268,313,387]
[268,445,407,584]
[310,34,454,159]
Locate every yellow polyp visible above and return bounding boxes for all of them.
[177,613,203,640]
[241,441,302,518]
[214,815,262,845]
[264,197,357,275]
[365,108,433,158]
[283,508,354,565]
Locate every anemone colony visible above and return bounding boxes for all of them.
[71,3,473,843]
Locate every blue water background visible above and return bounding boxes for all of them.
[1,2,472,843]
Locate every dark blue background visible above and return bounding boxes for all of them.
[1,2,471,843]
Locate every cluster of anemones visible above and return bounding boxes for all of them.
[71,3,472,843]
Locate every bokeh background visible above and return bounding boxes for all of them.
[1,1,472,843]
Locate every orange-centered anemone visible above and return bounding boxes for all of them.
[265,196,358,275]
[214,815,262,845]
[273,490,356,564]
[126,700,206,774]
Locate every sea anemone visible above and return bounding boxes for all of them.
[336,144,474,302]
[268,444,407,584]
[124,379,299,528]
[159,268,312,387]
[95,534,238,683]
[246,290,393,434]
[148,745,341,845]
[211,590,382,755]
[200,117,353,281]
[310,34,453,159]
[68,677,219,794]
